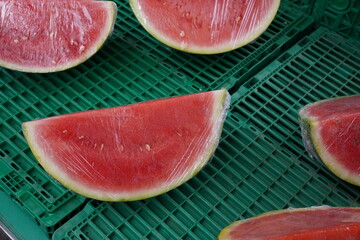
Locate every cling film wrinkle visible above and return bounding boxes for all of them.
[131,0,280,54]
[1,0,359,239]
[0,0,116,72]
[21,90,230,201]
[166,91,230,191]
[219,207,360,239]
[165,110,212,188]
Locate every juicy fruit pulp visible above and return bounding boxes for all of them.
[219,207,360,239]
[130,0,280,54]
[299,95,360,186]
[23,90,230,201]
[0,0,116,73]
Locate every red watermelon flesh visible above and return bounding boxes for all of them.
[219,207,360,239]
[0,0,116,73]
[299,95,360,186]
[22,90,230,201]
[130,0,280,54]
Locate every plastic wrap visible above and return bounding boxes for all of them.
[299,95,360,186]
[219,206,360,239]
[130,0,280,54]
[22,90,230,202]
[0,0,116,73]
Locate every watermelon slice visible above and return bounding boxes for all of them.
[0,0,117,73]
[22,90,230,201]
[130,0,280,54]
[299,95,360,186]
[219,206,360,239]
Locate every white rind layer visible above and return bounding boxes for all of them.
[23,90,230,201]
[0,1,117,73]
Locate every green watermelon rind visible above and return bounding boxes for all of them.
[22,90,230,202]
[218,206,360,239]
[0,1,117,73]
[299,104,360,187]
[129,0,281,54]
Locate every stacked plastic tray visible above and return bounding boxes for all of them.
[51,26,360,240]
[0,0,359,239]
[313,0,360,38]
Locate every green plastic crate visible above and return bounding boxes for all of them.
[0,0,359,239]
[313,0,360,38]
[0,0,314,237]
[288,0,314,13]
[0,191,49,240]
[51,27,360,240]
[290,0,360,38]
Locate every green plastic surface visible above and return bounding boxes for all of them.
[0,191,48,240]
[313,0,360,39]
[290,0,359,38]
[0,0,359,239]
[52,27,360,240]
[289,0,314,13]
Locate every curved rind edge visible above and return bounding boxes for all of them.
[129,0,281,54]
[298,107,322,162]
[0,1,117,73]
[218,206,360,239]
[135,89,231,201]
[22,90,231,202]
[299,105,360,187]
[313,126,360,187]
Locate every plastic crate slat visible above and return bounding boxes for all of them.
[0,1,314,236]
[52,26,360,240]
[0,0,359,239]
[313,0,360,39]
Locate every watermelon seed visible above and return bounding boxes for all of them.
[79,136,84,139]
[13,39,19,44]
[139,146,143,152]
[49,32,55,38]
[176,131,182,137]
[71,40,78,46]
[62,130,68,134]
[182,11,190,19]
[79,45,85,52]
[94,143,97,149]
[180,31,185,38]
[145,144,151,151]
[100,144,104,151]
[21,36,28,40]
[120,144,124,152]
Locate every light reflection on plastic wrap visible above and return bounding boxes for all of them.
[0,0,116,73]
[22,90,231,201]
[219,207,360,239]
[130,0,281,54]
[299,95,360,186]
